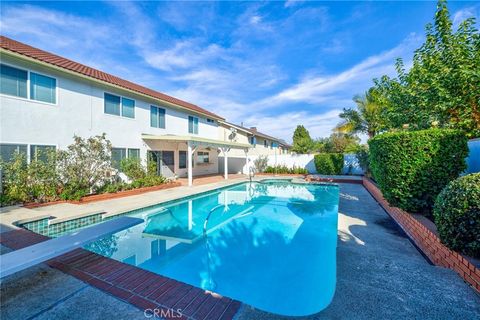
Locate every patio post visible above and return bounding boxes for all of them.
[224,148,228,180]
[187,141,193,186]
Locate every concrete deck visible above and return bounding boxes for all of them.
[1,182,479,319]
[236,184,480,319]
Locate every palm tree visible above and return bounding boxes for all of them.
[335,88,385,139]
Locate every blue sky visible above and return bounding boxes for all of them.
[1,1,478,142]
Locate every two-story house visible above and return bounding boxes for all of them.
[0,36,250,186]
[217,121,291,174]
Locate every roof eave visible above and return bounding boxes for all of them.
[0,48,224,121]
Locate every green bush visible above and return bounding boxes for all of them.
[1,150,60,204]
[314,153,344,175]
[433,173,480,258]
[369,129,468,214]
[120,157,146,181]
[264,165,308,174]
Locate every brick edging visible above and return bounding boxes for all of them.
[0,229,241,320]
[362,177,480,293]
[23,182,182,208]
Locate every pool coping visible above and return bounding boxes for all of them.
[0,228,242,320]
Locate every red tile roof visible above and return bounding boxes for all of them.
[0,36,223,119]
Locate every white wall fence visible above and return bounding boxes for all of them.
[466,138,480,174]
[243,153,364,175]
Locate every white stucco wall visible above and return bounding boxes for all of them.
[0,55,219,176]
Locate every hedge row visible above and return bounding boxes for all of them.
[368,129,468,214]
[314,153,344,175]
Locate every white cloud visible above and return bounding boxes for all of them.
[244,109,343,142]
[452,5,479,29]
[284,0,305,8]
[256,33,421,108]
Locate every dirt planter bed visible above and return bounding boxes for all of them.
[23,182,182,208]
[362,177,480,293]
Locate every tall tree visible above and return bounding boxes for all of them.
[292,125,314,153]
[335,88,386,138]
[374,0,480,138]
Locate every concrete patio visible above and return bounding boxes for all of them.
[1,182,479,319]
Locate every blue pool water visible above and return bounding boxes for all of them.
[85,180,339,316]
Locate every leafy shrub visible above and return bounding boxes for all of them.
[120,157,146,181]
[131,175,167,188]
[433,173,480,258]
[57,134,115,195]
[369,129,468,214]
[1,150,59,204]
[253,155,269,173]
[264,165,308,174]
[314,153,344,175]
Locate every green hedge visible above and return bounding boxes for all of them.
[264,165,308,174]
[368,129,468,214]
[314,153,344,175]
[433,173,480,258]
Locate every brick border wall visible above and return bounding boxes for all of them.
[362,177,480,293]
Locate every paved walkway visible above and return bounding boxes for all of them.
[1,183,479,319]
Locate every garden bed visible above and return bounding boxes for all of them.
[23,182,182,208]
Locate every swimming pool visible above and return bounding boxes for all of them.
[85,180,339,316]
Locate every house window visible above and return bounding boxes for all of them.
[270,141,274,149]
[264,140,268,147]
[179,151,187,169]
[111,148,126,169]
[250,136,256,145]
[104,93,135,118]
[121,97,135,118]
[128,148,140,159]
[30,72,56,104]
[188,116,199,134]
[30,145,56,162]
[197,151,209,164]
[104,93,121,116]
[206,118,215,123]
[0,144,28,163]
[0,64,28,98]
[150,106,166,128]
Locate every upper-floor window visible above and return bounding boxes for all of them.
[122,97,135,118]
[104,93,135,118]
[249,136,256,145]
[264,139,268,147]
[270,141,274,149]
[188,116,199,134]
[30,72,56,104]
[150,106,166,128]
[0,64,27,98]
[206,118,215,123]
